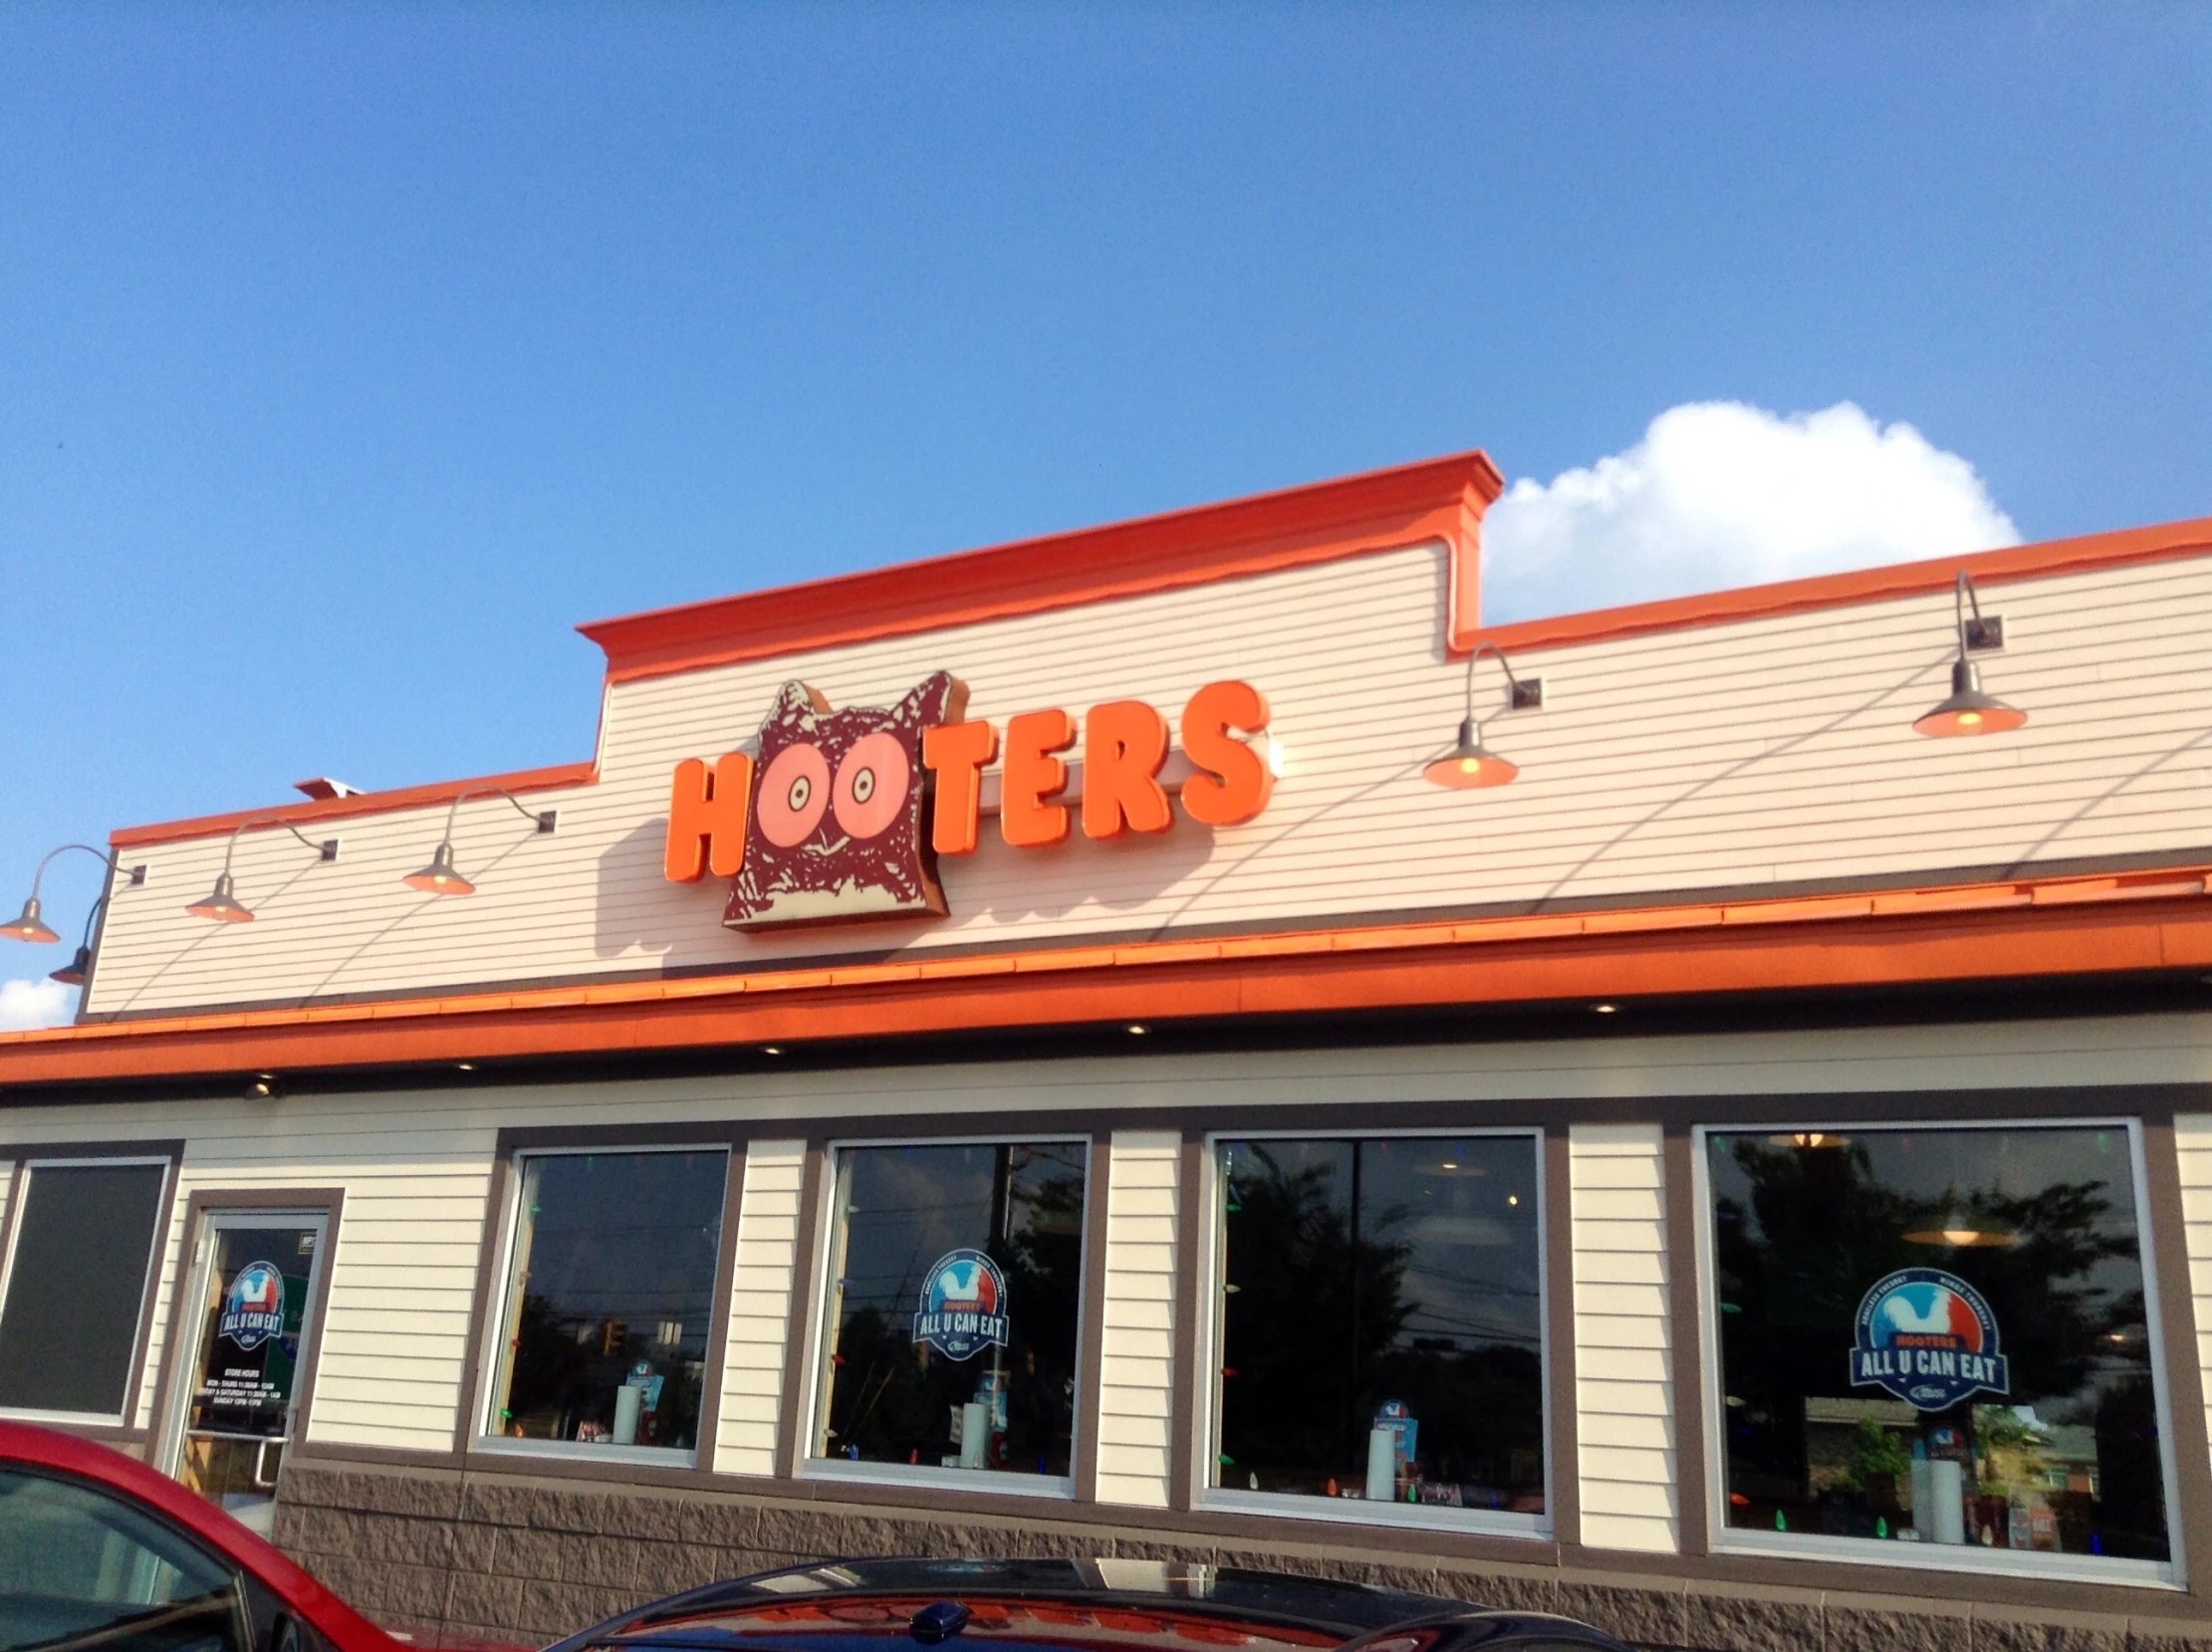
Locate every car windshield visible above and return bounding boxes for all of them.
[0,1467,242,1652]
[588,1560,1454,1649]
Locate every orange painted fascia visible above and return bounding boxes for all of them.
[578,450,1506,685]
[110,761,600,851]
[4,863,2208,1085]
[1459,515,2212,657]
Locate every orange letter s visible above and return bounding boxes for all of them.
[1179,681,1273,826]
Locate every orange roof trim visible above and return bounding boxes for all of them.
[111,760,598,851]
[1467,515,2212,658]
[578,449,1506,684]
[4,862,2207,1085]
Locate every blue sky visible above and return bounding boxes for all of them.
[2,4,2208,1019]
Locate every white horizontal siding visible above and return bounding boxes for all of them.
[2168,1116,2212,1476]
[713,1140,807,1478]
[1571,1123,1677,1553]
[0,1021,2209,1459]
[84,542,2212,1016]
[1095,1131,1181,1508]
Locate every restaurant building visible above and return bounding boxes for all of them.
[6,451,2212,1649]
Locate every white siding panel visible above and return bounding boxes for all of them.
[1571,1123,1677,1554]
[82,543,2212,1018]
[1095,1131,1181,1508]
[0,1025,2202,1465]
[713,1140,807,1478]
[2169,1116,2212,1468]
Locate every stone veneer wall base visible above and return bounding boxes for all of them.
[273,1457,2212,1652]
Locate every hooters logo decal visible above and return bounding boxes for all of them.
[664,676,1272,930]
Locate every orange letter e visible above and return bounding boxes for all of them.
[1001,708,1076,848]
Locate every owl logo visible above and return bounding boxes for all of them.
[217,1261,287,1352]
[726,671,967,931]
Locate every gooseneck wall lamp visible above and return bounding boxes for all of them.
[2,843,143,945]
[1,845,147,994]
[1423,642,1544,790]
[404,788,559,897]
[186,818,341,924]
[1914,571,2027,738]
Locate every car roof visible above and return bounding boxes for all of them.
[549,1557,1465,1651]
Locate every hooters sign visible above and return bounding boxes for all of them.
[663,676,1272,930]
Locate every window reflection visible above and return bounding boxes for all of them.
[1708,1125,2170,1564]
[1212,1135,1545,1516]
[490,1150,727,1452]
[817,1142,1088,1477]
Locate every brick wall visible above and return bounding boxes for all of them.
[274,1456,2212,1652]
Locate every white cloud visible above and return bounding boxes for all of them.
[1482,401,2021,623]
[0,978,77,1031]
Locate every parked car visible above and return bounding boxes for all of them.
[0,1419,416,1652]
[544,1557,1634,1652]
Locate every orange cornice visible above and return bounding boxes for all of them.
[578,450,1507,685]
[1462,515,2212,657]
[6,864,2208,1086]
[109,761,599,851]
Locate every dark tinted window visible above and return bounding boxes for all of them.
[0,1161,167,1416]
[1214,1135,1546,1517]
[1709,1125,2171,1565]
[490,1150,728,1451]
[818,1142,1088,1477]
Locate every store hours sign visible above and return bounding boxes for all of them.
[1848,1268,2010,1411]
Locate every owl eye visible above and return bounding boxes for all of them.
[833,731,910,839]
[757,742,832,846]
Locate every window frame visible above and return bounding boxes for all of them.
[1691,1114,2187,1589]
[1194,1125,1554,1538]
[470,1139,737,1470]
[0,1148,179,1432]
[798,1131,1095,1500]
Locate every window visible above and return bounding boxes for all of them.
[1208,1133,1547,1529]
[1703,1123,2177,1579]
[814,1141,1089,1486]
[0,1159,170,1421]
[486,1148,729,1457]
[0,1468,245,1652]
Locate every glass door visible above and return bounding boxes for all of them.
[164,1210,329,1537]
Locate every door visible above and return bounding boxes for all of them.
[162,1211,328,1538]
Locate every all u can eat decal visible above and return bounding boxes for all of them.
[1848,1267,2010,1411]
[218,1261,288,1353]
[913,1248,1011,1362]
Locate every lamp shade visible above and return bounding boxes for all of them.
[0,896,59,944]
[186,872,255,923]
[1914,658,2028,738]
[403,840,476,896]
[1421,718,1520,790]
[49,945,90,986]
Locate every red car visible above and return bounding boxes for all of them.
[0,1419,414,1652]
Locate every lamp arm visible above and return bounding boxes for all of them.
[24,843,117,901]
[437,787,549,841]
[219,816,338,874]
[1953,570,1993,660]
[1460,641,1527,722]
